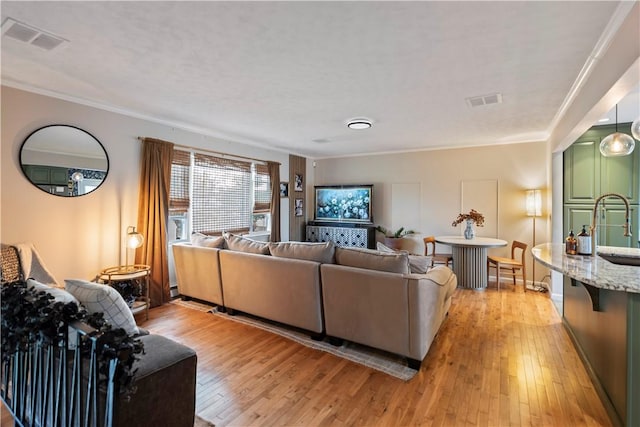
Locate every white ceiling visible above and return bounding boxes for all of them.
[2,1,638,158]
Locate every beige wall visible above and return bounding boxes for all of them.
[313,141,550,284]
[1,86,290,283]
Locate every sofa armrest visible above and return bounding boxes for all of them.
[407,266,457,359]
[172,242,224,305]
[113,334,197,427]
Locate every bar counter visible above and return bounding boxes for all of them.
[533,243,639,427]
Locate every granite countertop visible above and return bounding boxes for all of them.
[532,243,640,294]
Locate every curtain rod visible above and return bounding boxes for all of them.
[137,137,280,166]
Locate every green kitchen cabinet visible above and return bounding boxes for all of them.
[564,204,638,248]
[564,123,638,205]
[564,139,600,204]
[22,165,69,186]
[23,165,50,184]
[49,167,69,185]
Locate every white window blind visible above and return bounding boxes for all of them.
[254,163,271,213]
[169,149,191,214]
[192,153,252,234]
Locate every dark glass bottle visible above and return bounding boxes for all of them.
[566,230,577,255]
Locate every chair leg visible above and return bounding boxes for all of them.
[487,260,490,288]
[512,268,517,292]
[496,263,501,291]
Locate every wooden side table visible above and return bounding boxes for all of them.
[98,264,151,320]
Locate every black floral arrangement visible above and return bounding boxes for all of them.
[111,280,142,307]
[1,280,144,399]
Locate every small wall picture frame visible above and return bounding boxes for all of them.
[294,174,303,192]
[279,182,288,198]
[295,198,303,217]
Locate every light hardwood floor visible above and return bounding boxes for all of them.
[1,287,612,426]
[140,288,611,427]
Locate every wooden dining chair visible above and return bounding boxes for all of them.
[487,240,527,291]
[423,236,453,268]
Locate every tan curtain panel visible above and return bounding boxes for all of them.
[268,161,281,242]
[136,137,174,307]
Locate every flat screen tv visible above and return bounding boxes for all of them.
[314,185,373,223]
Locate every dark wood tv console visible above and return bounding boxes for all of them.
[306,221,376,249]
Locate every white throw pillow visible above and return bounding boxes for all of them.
[408,255,431,274]
[377,242,430,274]
[65,279,139,336]
[27,279,81,348]
[28,278,79,305]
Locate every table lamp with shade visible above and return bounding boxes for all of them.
[526,189,542,289]
[126,226,144,270]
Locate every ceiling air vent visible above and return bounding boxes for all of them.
[466,93,503,108]
[1,18,67,51]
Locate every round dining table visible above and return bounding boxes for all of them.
[435,236,508,289]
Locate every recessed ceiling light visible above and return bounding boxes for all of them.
[347,119,372,130]
[598,118,610,123]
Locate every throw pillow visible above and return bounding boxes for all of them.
[191,232,225,249]
[335,247,410,274]
[268,241,335,264]
[224,233,270,255]
[408,255,431,274]
[27,278,81,348]
[376,241,406,254]
[377,242,430,274]
[65,279,139,336]
[28,278,79,305]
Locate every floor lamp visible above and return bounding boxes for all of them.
[526,189,542,290]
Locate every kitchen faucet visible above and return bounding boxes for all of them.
[590,193,632,257]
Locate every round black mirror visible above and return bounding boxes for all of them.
[20,125,109,197]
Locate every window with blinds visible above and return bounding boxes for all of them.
[169,149,272,235]
[169,150,190,214]
[192,153,252,234]
[254,163,271,213]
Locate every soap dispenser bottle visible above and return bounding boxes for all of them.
[577,225,591,255]
[566,230,577,255]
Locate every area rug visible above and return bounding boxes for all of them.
[194,414,215,426]
[171,299,418,381]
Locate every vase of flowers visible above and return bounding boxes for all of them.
[464,219,475,239]
[452,209,485,240]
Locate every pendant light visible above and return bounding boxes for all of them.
[599,104,635,157]
[632,116,640,141]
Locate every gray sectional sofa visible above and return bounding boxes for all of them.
[172,234,457,368]
[0,243,197,427]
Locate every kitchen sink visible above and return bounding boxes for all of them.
[597,246,640,266]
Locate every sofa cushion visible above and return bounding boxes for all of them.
[224,233,270,255]
[335,247,409,274]
[190,232,225,248]
[376,242,430,274]
[65,279,139,336]
[268,241,335,264]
